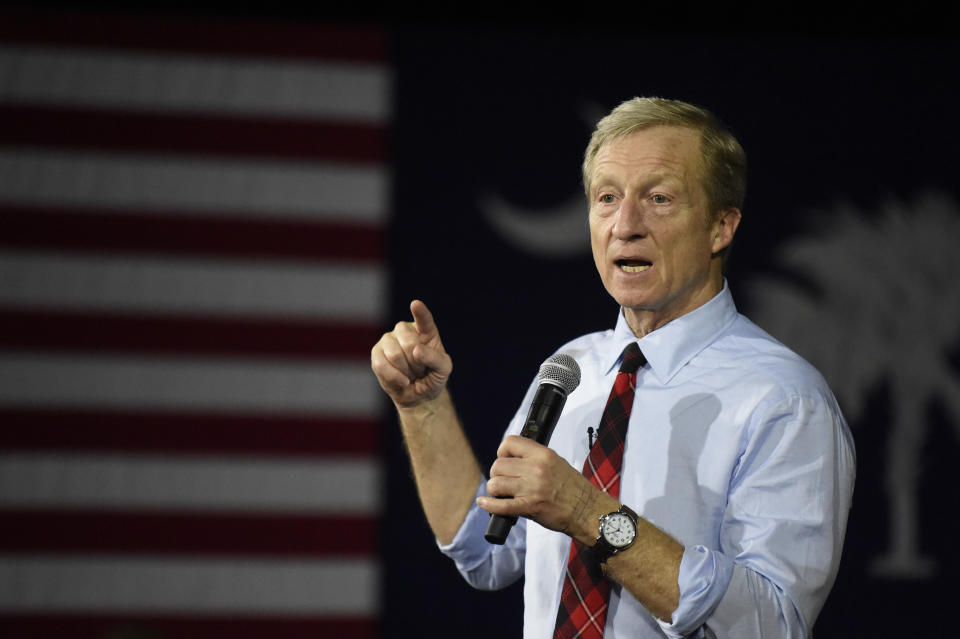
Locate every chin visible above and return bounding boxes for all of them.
[613,292,660,312]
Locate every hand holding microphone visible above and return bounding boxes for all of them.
[484,353,581,545]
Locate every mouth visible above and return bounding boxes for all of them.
[615,258,652,273]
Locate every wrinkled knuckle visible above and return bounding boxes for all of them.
[532,460,552,479]
[371,334,390,355]
[383,346,405,366]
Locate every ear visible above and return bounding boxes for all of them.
[711,207,741,255]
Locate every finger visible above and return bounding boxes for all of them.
[393,322,428,376]
[379,333,417,380]
[477,494,523,517]
[410,299,438,338]
[486,474,525,499]
[488,455,526,480]
[412,342,452,376]
[371,358,412,393]
[371,340,413,392]
[496,434,541,459]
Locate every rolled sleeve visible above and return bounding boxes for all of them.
[437,479,527,591]
[657,545,735,638]
[658,546,806,639]
[660,391,854,639]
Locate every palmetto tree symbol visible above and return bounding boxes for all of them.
[744,191,960,579]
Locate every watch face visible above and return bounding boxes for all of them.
[601,512,637,548]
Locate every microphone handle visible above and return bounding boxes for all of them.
[485,383,568,544]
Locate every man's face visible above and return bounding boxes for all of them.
[588,125,739,334]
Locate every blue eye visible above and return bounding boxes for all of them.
[651,194,669,204]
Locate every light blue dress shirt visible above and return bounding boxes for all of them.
[439,284,855,638]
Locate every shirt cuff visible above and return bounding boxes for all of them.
[435,480,527,591]
[656,545,734,638]
[436,480,493,569]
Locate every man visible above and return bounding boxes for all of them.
[371,97,855,638]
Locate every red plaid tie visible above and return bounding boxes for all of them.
[553,342,645,639]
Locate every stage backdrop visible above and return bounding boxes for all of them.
[1,8,958,639]
[387,26,960,639]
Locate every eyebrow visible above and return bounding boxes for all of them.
[591,170,685,196]
[641,172,685,190]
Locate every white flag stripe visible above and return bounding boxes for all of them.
[0,453,379,513]
[0,149,386,221]
[0,555,378,614]
[0,46,389,122]
[0,353,379,416]
[0,251,383,320]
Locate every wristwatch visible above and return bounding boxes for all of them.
[592,504,639,565]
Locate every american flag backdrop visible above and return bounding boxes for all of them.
[0,9,387,638]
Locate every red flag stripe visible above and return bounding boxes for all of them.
[0,9,387,62]
[0,308,380,360]
[0,614,376,639]
[0,510,376,556]
[0,104,386,163]
[0,408,378,456]
[1,206,383,263]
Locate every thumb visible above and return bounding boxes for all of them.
[413,342,452,376]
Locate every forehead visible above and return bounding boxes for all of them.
[592,125,703,185]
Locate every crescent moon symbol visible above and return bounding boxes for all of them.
[479,101,605,258]
[479,192,590,258]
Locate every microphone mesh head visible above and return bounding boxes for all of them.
[538,353,581,395]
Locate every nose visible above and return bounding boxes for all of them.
[611,196,647,241]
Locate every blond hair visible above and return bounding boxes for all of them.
[582,97,747,216]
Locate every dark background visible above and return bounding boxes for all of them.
[386,23,960,639]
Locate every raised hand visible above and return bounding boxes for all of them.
[371,300,453,408]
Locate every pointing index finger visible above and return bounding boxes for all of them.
[409,300,438,338]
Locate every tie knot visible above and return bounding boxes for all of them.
[618,342,645,374]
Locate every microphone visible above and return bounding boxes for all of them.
[485,353,581,545]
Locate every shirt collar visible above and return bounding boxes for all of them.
[606,280,739,383]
